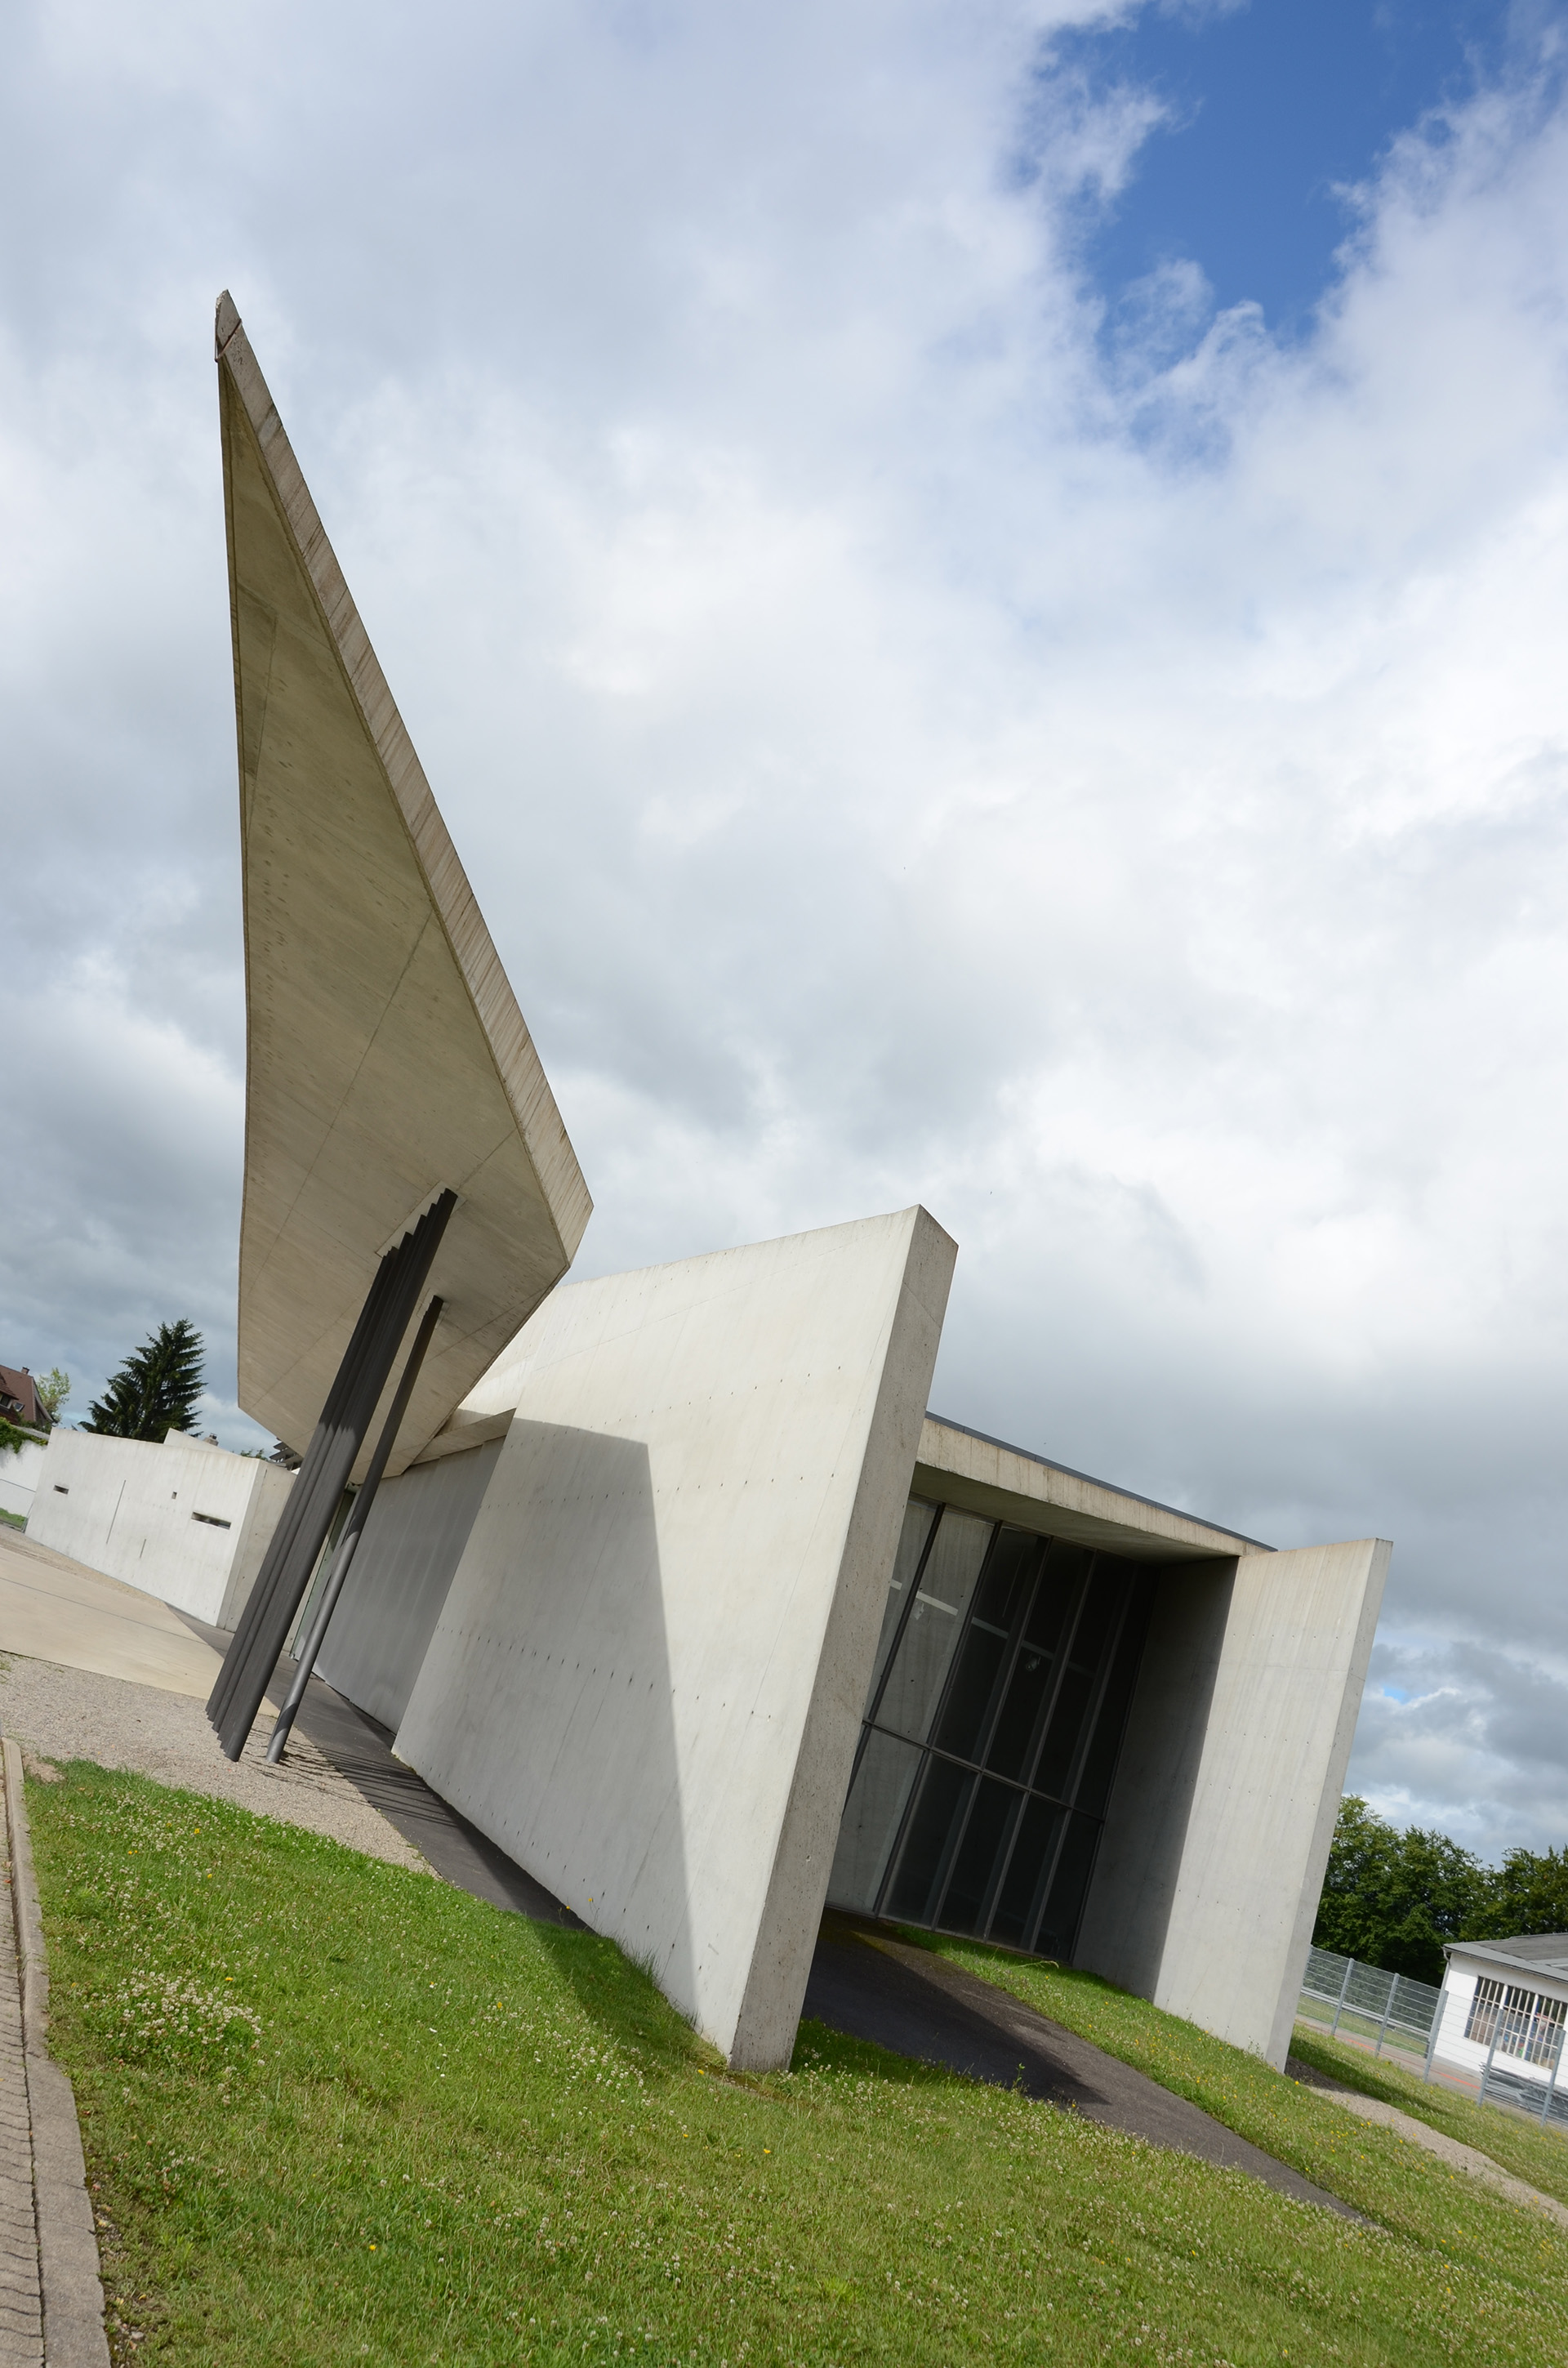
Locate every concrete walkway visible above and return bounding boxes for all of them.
[0,1533,225,1701]
[0,1735,109,2366]
[0,1759,42,2365]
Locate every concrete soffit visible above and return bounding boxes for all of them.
[216,292,592,1478]
[914,1416,1267,1565]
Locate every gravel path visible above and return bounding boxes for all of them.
[1287,2055,1568,2229]
[0,1654,429,1875]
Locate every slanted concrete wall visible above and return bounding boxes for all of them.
[1076,1560,1235,2001]
[1081,1539,1388,2068]
[396,1207,956,2069]
[0,1437,46,1522]
[24,1431,295,1627]
[314,1439,503,1731]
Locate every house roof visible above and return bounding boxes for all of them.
[1449,1933,1568,1983]
[0,1368,49,1432]
[216,294,592,1478]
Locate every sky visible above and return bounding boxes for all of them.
[2,0,1567,1861]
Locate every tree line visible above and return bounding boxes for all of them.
[1312,1795,1568,1987]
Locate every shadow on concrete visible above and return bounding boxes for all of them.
[804,1913,1361,2219]
[176,1608,581,1927]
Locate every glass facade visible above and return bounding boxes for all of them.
[827,1497,1154,1960]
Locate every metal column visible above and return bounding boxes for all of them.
[207,1190,455,1760]
[265,1291,443,1765]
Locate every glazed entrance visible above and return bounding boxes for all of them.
[827,1498,1152,1958]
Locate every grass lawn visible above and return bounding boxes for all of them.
[24,1759,1568,2367]
[0,1507,26,1531]
[913,1934,1568,2213]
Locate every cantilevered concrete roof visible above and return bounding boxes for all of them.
[914,1415,1269,1563]
[217,292,591,1477]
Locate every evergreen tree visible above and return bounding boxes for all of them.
[83,1322,206,1443]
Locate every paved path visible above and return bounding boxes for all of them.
[0,1773,42,2365]
[1288,2054,1568,2230]
[804,1917,1358,2216]
[0,1735,109,2366]
[0,1533,227,1701]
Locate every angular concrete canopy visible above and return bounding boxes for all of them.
[216,293,591,1476]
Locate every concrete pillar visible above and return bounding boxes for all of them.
[1078,1537,1389,2068]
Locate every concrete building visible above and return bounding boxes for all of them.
[24,1430,296,1629]
[302,1215,1387,2071]
[176,292,1394,2079]
[1428,1935,1568,2121]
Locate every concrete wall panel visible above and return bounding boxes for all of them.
[395,1207,955,2067]
[0,1438,46,1522]
[314,1440,503,1730]
[1147,1539,1390,2067]
[1075,1560,1234,1999]
[24,1431,295,1626]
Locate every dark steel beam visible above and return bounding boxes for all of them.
[264,1291,444,1765]
[207,1190,456,1759]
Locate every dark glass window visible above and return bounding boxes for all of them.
[827,1500,1154,1963]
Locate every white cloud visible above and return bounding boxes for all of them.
[4,2,1568,1841]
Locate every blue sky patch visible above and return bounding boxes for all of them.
[1042,1,1523,335]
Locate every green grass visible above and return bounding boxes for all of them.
[25,1761,1568,2366]
[0,1507,26,1531]
[907,1933,1568,2215]
[1287,2031,1568,2206]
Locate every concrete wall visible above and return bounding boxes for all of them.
[24,1431,296,1627]
[0,1437,46,1522]
[1076,1560,1235,2000]
[1080,1539,1388,2067]
[396,1206,956,2069]
[314,1439,503,1731]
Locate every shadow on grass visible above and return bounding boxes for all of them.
[518,1915,715,2083]
[792,2013,1013,2098]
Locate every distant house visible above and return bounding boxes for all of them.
[0,1367,52,1523]
[1430,1933,1568,2124]
[0,1367,53,1434]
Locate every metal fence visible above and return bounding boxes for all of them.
[1297,1946,1442,2058]
[1298,1946,1568,2133]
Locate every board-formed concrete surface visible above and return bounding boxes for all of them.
[23,1431,293,1630]
[314,1438,504,1731]
[914,1416,1265,1563]
[1079,1539,1389,2069]
[216,292,590,1477]
[396,1206,956,2070]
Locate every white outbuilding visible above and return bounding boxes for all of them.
[1428,1933,1568,2126]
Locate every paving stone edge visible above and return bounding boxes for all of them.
[1,1741,109,2368]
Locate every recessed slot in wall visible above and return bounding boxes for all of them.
[191,1512,232,1530]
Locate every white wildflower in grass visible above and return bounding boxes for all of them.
[112,1971,261,2065]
